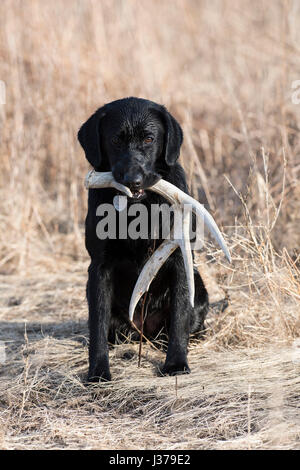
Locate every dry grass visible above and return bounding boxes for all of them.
[0,0,299,450]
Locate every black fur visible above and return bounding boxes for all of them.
[78,97,209,382]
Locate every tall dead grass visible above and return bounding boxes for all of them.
[0,0,299,271]
[0,0,299,450]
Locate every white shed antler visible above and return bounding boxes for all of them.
[85,170,231,321]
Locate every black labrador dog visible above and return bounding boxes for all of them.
[78,97,209,382]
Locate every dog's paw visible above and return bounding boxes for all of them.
[161,361,191,376]
[87,370,111,383]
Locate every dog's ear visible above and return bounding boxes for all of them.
[78,108,106,170]
[161,107,183,166]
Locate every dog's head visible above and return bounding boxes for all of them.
[78,97,183,199]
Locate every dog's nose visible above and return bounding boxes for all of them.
[124,176,142,190]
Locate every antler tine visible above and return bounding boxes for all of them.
[180,205,195,307]
[128,207,196,321]
[129,233,178,321]
[150,179,231,263]
[85,170,133,198]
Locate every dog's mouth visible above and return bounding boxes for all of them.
[128,175,162,200]
[130,188,145,200]
[115,188,146,201]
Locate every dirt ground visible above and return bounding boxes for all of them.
[0,262,299,450]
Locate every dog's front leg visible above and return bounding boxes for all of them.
[86,261,113,382]
[162,250,192,376]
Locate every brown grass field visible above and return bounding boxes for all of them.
[0,0,299,450]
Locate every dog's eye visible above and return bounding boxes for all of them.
[143,137,153,144]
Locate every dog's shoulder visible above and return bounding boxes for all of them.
[164,162,190,195]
